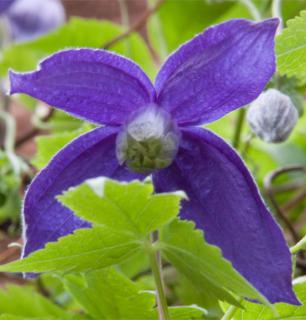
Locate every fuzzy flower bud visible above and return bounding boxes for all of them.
[6,0,65,42]
[247,89,298,143]
[116,105,180,174]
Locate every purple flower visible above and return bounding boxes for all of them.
[9,18,298,304]
[2,0,65,42]
[0,0,15,14]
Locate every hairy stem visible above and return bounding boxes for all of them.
[149,233,169,320]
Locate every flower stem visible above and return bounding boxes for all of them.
[272,0,283,32]
[149,233,169,320]
[239,0,261,21]
[221,304,239,320]
[232,108,246,150]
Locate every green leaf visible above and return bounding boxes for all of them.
[175,275,224,319]
[276,11,306,81]
[0,180,184,274]
[64,268,208,320]
[231,277,306,319]
[0,284,71,319]
[0,226,140,273]
[160,219,271,307]
[32,125,91,169]
[168,306,208,320]
[0,18,155,79]
[58,179,185,237]
[64,268,156,319]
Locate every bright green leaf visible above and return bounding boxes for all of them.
[58,179,185,237]
[160,219,271,307]
[232,276,306,319]
[0,226,140,273]
[64,268,208,320]
[64,268,155,319]
[0,284,71,319]
[0,180,184,274]
[276,11,306,81]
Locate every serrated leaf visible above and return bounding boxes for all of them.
[64,268,208,320]
[276,11,306,81]
[0,180,184,274]
[0,18,155,79]
[232,277,306,319]
[64,268,155,319]
[160,219,270,306]
[0,227,140,273]
[0,284,71,319]
[58,179,185,237]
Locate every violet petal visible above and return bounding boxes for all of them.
[155,19,278,126]
[0,0,15,13]
[153,127,298,304]
[23,126,144,258]
[10,49,155,126]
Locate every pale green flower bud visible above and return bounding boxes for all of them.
[247,89,298,143]
[116,105,180,174]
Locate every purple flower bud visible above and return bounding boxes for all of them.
[116,106,180,174]
[0,0,15,14]
[6,0,65,42]
[247,88,298,143]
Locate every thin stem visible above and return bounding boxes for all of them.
[149,233,169,320]
[239,0,261,21]
[118,0,132,56]
[264,165,306,243]
[103,0,165,49]
[233,0,261,150]
[148,0,168,61]
[0,109,15,153]
[221,304,239,320]
[272,0,283,32]
[232,108,246,150]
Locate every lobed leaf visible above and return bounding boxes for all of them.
[276,11,306,82]
[59,179,185,237]
[232,277,306,319]
[160,219,271,307]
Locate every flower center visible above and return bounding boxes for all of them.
[116,105,180,174]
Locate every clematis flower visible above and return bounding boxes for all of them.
[9,18,299,304]
[1,0,65,42]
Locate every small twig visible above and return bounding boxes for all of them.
[264,165,306,243]
[282,187,306,212]
[273,180,305,193]
[15,107,54,148]
[103,0,165,49]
